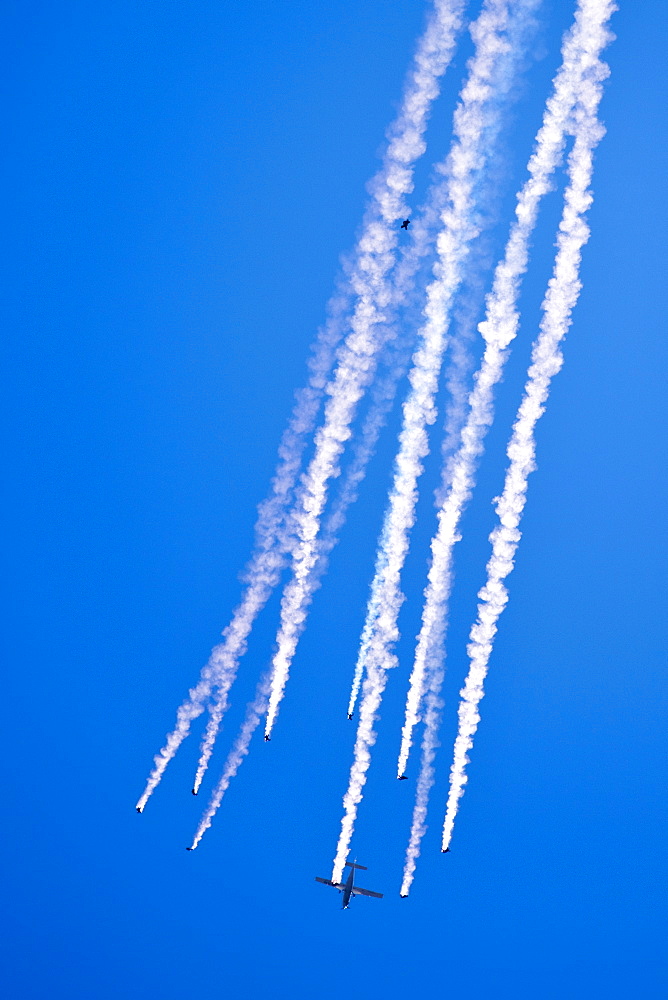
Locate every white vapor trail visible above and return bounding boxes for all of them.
[346,271,486,721]
[261,0,468,741]
[398,0,615,814]
[401,0,615,896]
[137,280,350,812]
[435,284,485,506]
[190,675,272,849]
[195,240,432,796]
[333,0,541,885]
[189,337,445,844]
[442,10,614,853]
[136,0,466,811]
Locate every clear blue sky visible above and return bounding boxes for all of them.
[2,2,667,997]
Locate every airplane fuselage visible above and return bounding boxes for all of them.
[341,864,355,909]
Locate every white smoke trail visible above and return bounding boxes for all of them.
[136,0,467,811]
[137,261,351,814]
[323,335,415,549]
[399,669,444,895]
[191,361,421,801]
[189,360,418,832]
[261,0,468,741]
[401,0,615,897]
[333,0,541,885]
[346,276,483,721]
[398,0,616,794]
[190,323,457,838]
[196,135,442,787]
[190,675,273,849]
[442,17,614,852]
[435,287,484,504]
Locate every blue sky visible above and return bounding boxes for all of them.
[2,1,667,997]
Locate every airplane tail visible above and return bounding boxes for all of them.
[344,861,368,871]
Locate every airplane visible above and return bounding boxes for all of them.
[264,734,271,742]
[397,774,408,781]
[315,860,383,909]
[191,788,198,796]
[400,219,411,229]
[347,713,353,720]
[186,847,194,851]
[136,806,142,813]
[441,847,451,853]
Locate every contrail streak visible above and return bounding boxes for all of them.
[195,204,441,793]
[261,0,468,741]
[398,0,616,796]
[190,675,272,850]
[400,0,616,894]
[137,270,349,813]
[192,333,419,804]
[346,274,484,722]
[323,333,416,554]
[435,283,485,507]
[136,0,467,811]
[442,12,614,853]
[189,335,440,843]
[333,0,541,885]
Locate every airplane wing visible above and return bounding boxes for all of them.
[351,885,383,898]
[315,877,346,889]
